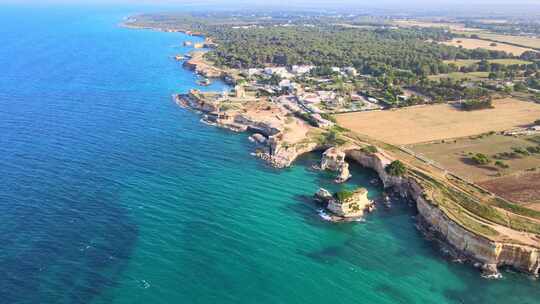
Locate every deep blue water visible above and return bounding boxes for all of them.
[1,5,540,304]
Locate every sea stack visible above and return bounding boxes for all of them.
[316,187,373,219]
[320,147,351,183]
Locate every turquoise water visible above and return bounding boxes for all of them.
[1,5,539,304]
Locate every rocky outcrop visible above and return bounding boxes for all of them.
[321,147,351,183]
[327,188,371,218]
[176,92,219,113]
[346,148,540,277]
[315,187,373,219]
[183,57,223,78]
[315,188,333,202]
[259,138,321,168]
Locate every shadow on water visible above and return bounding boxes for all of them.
[0,179,138,304]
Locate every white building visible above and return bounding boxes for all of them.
[291,65,315,75]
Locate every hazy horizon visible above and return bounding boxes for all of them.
[4,0,540,13]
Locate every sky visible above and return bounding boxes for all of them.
[2,0,540,14]
[3,0,539,5]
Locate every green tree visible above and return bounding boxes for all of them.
[385,160,407,176]
[471,153,490,165]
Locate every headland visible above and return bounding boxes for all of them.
[124,14,540,278]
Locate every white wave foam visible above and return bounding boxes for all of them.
[317,209,332,221]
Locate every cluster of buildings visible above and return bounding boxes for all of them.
[246,65,316,79]
[240,64,381,113]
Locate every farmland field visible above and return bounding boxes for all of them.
[442,38,534,55]
[458,32,540,49]
[393,19,540,50]
[408,134,540,182]
[443,59,533,67]
[479,173,540,206]
[428,71,489,81]
[392,20,473,32]
[336,98,540,145]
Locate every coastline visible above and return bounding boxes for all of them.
[127,19,540,278]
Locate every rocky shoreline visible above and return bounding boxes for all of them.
[346,149,540,278]
[148,21,540,277]
[175,88,540,277]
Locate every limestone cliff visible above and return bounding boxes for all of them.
[346,149,540,277]
[262,136,321,168]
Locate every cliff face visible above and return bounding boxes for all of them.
[264,137,321,168]
[346,149,540,276]
[418,196,540,276]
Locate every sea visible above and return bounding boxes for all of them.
[1,4,539,304]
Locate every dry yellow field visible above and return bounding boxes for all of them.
[443,38,534,55]
[443,59,532,67]
[336,98,540,145]
[454,32,540,49]
[393,19,540,50]
[392,20,473,32]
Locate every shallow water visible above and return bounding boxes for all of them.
[1,5,539,304]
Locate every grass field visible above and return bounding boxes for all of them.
[408,134,540,182]
[428,71,489,81]
[443,59,533,67]
[442,38,534,55]
[336,98,540,145]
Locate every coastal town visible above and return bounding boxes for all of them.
[126,12,540,279]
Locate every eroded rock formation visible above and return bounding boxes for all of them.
[315,187,373,219]
[320,147,351,183]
